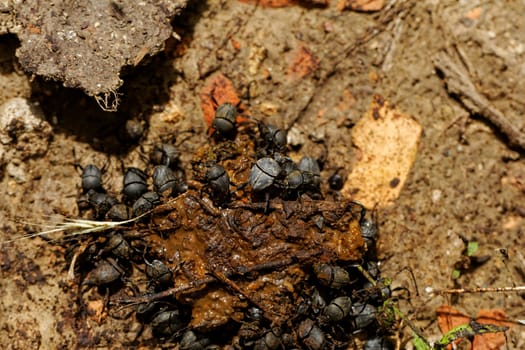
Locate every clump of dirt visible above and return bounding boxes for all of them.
[2,0,188,110]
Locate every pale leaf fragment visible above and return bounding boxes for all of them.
[342,94,422,208]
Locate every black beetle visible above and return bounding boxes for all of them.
[351,302,377,330]
[152,165,179,196]
[81,164,103,193]
[363,337,394,350]
[151,309,185,337]
[123,167,148,201]
[313,263,350,289]
[82,259,125,287]
[205,164,230,203]
[297,156,321,189]
[249,157,281,192]
[132,191,161,217]
[328,172,344,191]
[211,102,238,138]
[146,259,173,286]
[323,296,352,322]
[150,143,179,168]
[87,190,118,219]
[106,203,130,221]
[297,319,324,350]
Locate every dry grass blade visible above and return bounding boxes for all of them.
[1,215,144,244]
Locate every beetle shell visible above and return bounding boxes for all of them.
[206,164,230,201]
[82,259,123,286]
[150,143,179,167]
[180,330,211,350]
[104,233,131,260]
[132,191,160,217]
[264,124,287,151]
[151,309,185,337]
[323,296,352,322]
[254,328,282,350]
[212,103,238,136]
[81,164,103,193]
[284,169,304,190]
[123,167,148,201]
[351,302,377,329]
[250,157,281,191]
[88,190,118,219]
[314,263,350,289]
[328,173,344,191]
[298,156,321,188]
[106,203,130,221]
[153,165,179,195]
[146,259,173,285]
[364,337,394,350]
[297,319,324,350]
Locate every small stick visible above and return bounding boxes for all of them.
[434,50,525,151]
[117,251,319,304]
[427,285,525,295]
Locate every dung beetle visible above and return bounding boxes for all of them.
[298,156,321,189]
[87,190,118,219]
[146,259,173,286]
[81,164,103,193]
[264,124,287,150]
[363,337,394,350]
[82,258,125,287]
[205,164,230,203]
[351,302,377,330]
[102,233,131,260]
[313,263,350,289]
[152,165,179,196]
[283,169,305,190]
[132,191,160,217]
[258,123,287,155]
[297,319,324,350]
[328,172,344,191]
[151,309,185,337]
[249,157,281,192]
[211,102,238,138]
[123,167,148,201]
[254,328,282,350]
[180,330,211,350]
[106,203,130,221]
[323,296,352,322]
[150,143,179,168]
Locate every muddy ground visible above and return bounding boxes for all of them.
[0,0,524,349]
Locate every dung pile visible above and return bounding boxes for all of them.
[66,102,393,349]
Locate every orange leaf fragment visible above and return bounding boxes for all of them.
[472,309,509,350]
[436,304,471,350]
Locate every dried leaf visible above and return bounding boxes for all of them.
[436,305,471,350]
[472,309,510,350]
[342,94,422,208]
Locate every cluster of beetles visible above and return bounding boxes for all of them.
[68,101,395,349]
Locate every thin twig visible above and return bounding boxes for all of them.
[434,50,525,151]
[116,251,319,304]
[427,285,525,295]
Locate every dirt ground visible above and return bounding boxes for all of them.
[0,0,524,349]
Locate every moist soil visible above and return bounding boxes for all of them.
[0,1,524,349]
